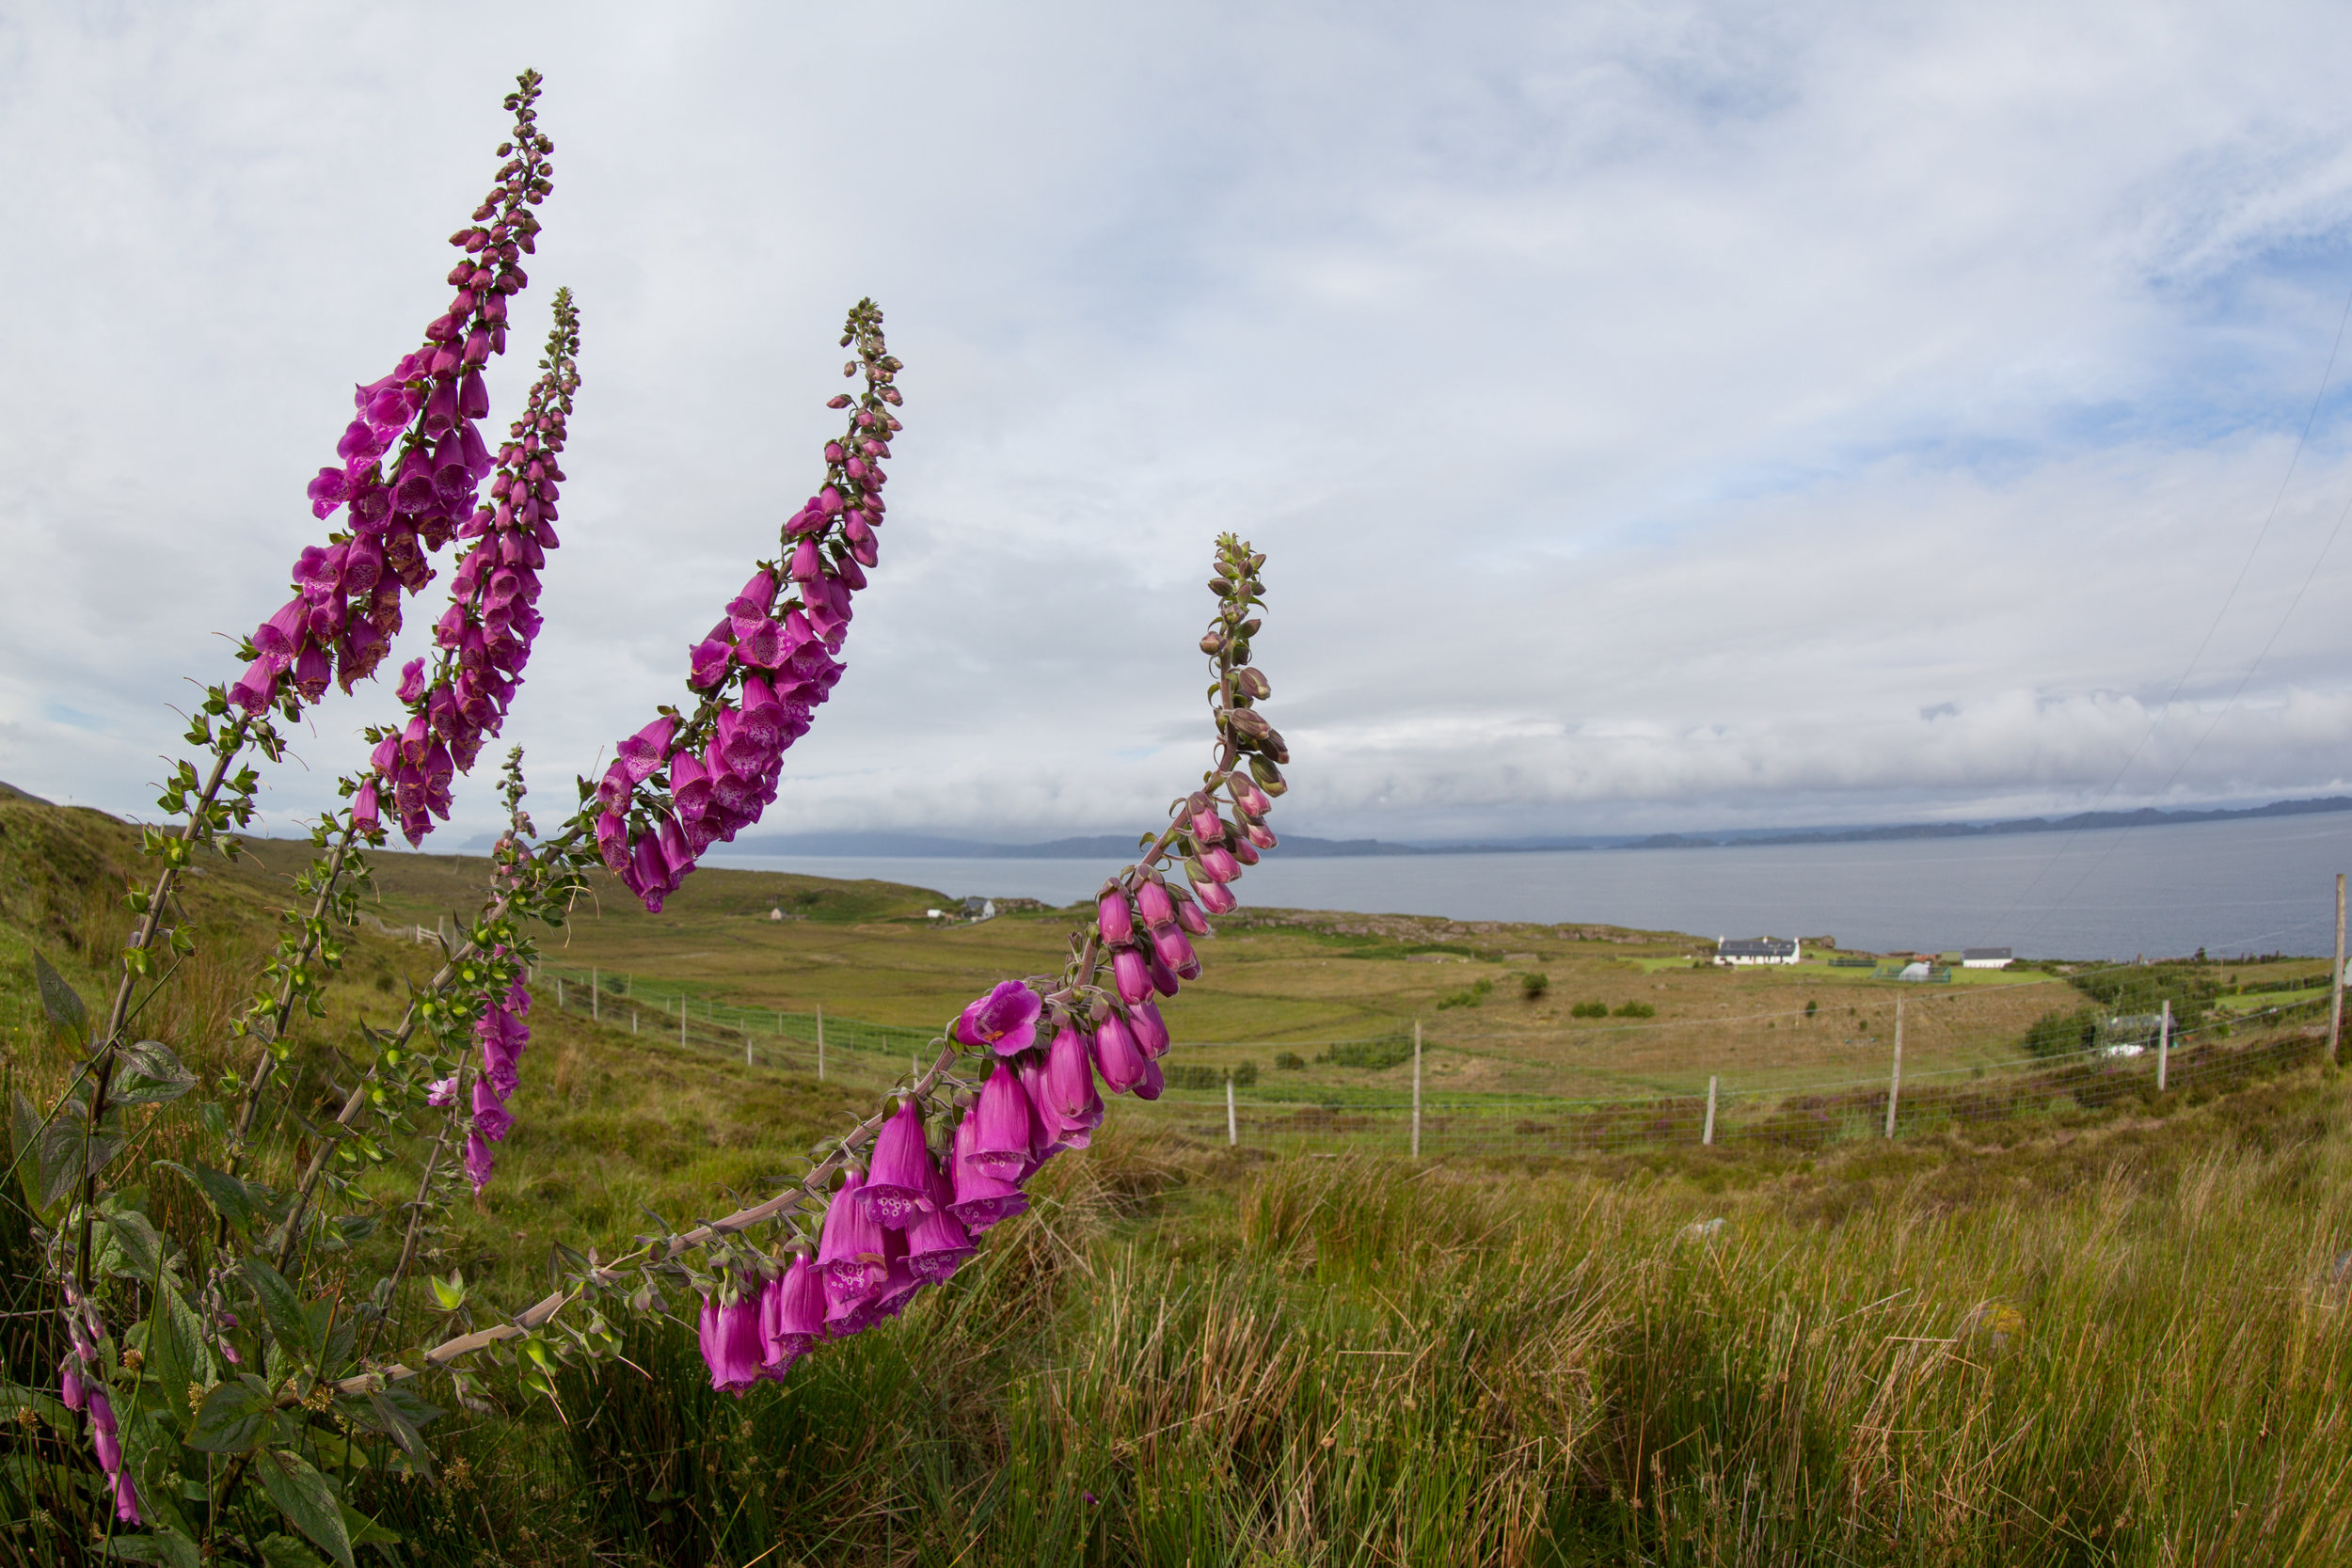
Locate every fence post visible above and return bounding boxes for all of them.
[1411,1021,1422,1159]
[818,1005,826,1080]
[1883,998,1903,1138]
[2333,872,2346,1068]
[1703,1074,1718,1147]
[680,997,687,1049]
[591,969,598,1022]
[555,977,564,1010]
[2157,998,2171,1093]
[632,1009,639,1035]
[747,1035,754,1068]
[1227,1073,1238,1147]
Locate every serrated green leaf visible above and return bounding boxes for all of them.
[9,1091,48,1213]
[255,1534,329,1568]
[103,1527,201,1568]
[243,1259,311,1366]
[32,951,88,1039]
[36,1115,113,1212]
[97,1209,166,1281]
[184,1373,273,1453]
[146,1279,210,1407]
[258,1448,354,1568]
[119,1403,197,1539]
[113,1040,197,1106]
[348,1388,435,1481]
[158,1160,260,1238]
[0,1381,72,1434]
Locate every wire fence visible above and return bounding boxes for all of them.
[526,958,2346,1162]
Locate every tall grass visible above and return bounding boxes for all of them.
[336,1072,2352,1567]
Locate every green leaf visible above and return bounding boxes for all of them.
[35,1114,114,1212]
[338,1499,401,1549]
[349,1387,437,1481]
[257,1448,355,1568]
[113,1040,198,1105]
[184,1373,274,1454]
[243,1259,312,1366]
[158,1161,261,1239]
[32,950,88,1039]
[103,1528,202,1568]
[255,1535,330,1568]
[0,1381,72,1434]
[119,1404,198,1539]
[9,1092,47,1212]
[145,1279,211,1406]
[96,1209,166,1281]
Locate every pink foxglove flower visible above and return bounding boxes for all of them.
[235,78,556,724]
[596,303,902,911]
[1043,1023,1106,1139]
[955,980,1041,1056]
[1129,1001,1170,1060]
[966,1063,1034,1180]
[1096,887,1134,944]
[816,1167,887,1305]
[761,1255,827,1374]
[946,1114,1028,1232]
[1110,945,1151,1006]
[906,1157,974,1281]
[1092,1012,1150,1095]
[861,1101,936,1227]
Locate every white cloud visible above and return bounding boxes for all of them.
[7,0,2352,847]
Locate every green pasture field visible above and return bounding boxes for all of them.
[8,794,2352,1562]
[242,837,2288,1105]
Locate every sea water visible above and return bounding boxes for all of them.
[704,810,2352,960]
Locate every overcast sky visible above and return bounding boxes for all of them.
[9,1,2352,846]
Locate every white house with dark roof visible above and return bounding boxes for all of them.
[1962,947,2012,969]
[1715,936,1800,966]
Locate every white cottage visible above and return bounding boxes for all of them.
[1715,936,1800,966]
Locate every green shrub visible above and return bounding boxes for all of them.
[1320,1038,1416,1069]
[1436,977,1494,1010]
[1164,1060,1259,1089]
[1570,1001,1610,1019]
[1613,1001,1657,1019]
[2023,1008,2098,1059]
[1520,972,1549,1002]
[1274,1051,1305,1070]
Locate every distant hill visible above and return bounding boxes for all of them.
[719,796,2352,861]
[1618,796,2352,849]
[716,831,1425,860]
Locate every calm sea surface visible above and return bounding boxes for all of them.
[704,812,2352,959]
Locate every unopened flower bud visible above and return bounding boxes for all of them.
[1096,888,1133,945]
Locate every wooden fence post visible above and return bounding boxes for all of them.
[1227,1074,1237,1147]
[2157,998,2170,1093]
[1411,1021,1423,1159]
[1703,1074,1718,1147]
[1884,998,1903,1138]
[555,977,564,1010]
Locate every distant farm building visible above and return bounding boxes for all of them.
[1716,936,1800,966]
[1962,947,2012,969]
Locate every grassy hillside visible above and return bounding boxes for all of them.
[4,795,2349,1563]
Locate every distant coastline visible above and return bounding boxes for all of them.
[721,795,2352,861]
